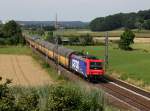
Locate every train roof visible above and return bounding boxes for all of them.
[26,35,76,57]
[55,46,76,57]
[42,41,55,50]
[35,39,55,50]
[73,52,99,60]
[35,39,43,44]
[32,35,41,40]
[26,35,40,41]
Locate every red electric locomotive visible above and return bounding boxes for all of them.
[70,53,105,80]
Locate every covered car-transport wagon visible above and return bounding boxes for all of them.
[54,46,75,68]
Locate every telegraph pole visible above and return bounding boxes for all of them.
[54,13,61,75]
[105,32,109,71]
[55,13,58,29]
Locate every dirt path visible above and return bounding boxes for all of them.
[0,54,53,87]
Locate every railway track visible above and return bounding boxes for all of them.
[31,46,150,111]
[95,78,150,111]
[105,75,150,98]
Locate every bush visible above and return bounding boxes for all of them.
[0,78,39,111]
[0,79,16,111]
[46,85,82,111]
[119,29,135,50]
[68,36,80,45]
[0,78,106,111]
[80,91,105,111]
[143,19,150,30]
[68,34,93,46]
[79,34,93,46]
[46,85,105,111]
[16,90,39,111]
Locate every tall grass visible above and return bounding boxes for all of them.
[7,81,107,111]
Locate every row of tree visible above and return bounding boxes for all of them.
[90,9,150,31]
[0,20,25,45]
[43,32,94,46]
[40,29,135,51]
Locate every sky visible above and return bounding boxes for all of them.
[0,0,150,22]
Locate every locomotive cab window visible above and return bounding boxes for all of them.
[90,62,103,70]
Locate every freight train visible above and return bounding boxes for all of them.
[25,35,105,80]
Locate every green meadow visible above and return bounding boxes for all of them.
[67,43,150,87]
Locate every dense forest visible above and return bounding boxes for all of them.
[90,9,150,31]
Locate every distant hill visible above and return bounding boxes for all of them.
[90,9,150,31]
[16,21,89,28]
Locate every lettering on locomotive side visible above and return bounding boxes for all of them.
[72,59,79,71]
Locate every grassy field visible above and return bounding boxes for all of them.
[56,29,150,38]
[0,46,32,55]
[0,46,128,110]
[67,43,150,89]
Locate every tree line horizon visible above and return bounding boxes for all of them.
[90,9,150,31]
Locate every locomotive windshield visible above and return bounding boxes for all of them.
[90,62,103,70]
